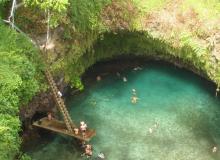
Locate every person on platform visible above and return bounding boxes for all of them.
[74,128,79,135]
[80,121,87,137]
[47,112,52,121]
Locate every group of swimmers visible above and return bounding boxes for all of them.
[71,121,88,138]
[47,112,88,139]
[55,70,219,157]
[96,66,142,83]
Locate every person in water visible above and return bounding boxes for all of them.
[86,144,92,150]
[96,75,101,81]
[132,88,136,94]
[212,146,218,153]
[97,152,105,159]
[123,77,127,82]
[215,87,219,97]
[133,66,142,71]
[153,122,159,129]
[85,144,93,158]
[131,96,138,104]
[81,143,92,158]
[149,127,153,134]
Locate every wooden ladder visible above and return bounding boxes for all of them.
[45,69,75,132]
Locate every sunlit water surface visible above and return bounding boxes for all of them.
[26,63,220,160]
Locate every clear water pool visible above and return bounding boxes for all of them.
[26,62,220,160]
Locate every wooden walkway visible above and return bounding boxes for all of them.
[33,68,96,141]
[33,117,96,141]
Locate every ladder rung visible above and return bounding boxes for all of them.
[45,69,74,132]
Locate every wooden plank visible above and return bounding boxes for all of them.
[33,117,96,141]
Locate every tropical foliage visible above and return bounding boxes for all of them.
[23,0,69,27]
[0,23,43,159]
[0,0,8,18]
[0,0,220,159]
[23,0,69,12]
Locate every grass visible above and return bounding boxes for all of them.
[182,0,220,20]
[133,0,168,13]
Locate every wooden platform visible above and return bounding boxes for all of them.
[33,117,96,141]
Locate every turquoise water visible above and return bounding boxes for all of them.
[27,62,220,160]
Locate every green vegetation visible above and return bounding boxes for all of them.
[69,0,111,32]
[0,0,9,18]
[23,0,69,27]
[55,0,220,88]
[134,0,168,13]
[1,0,220,159]
[0,23,43,159]
[23,0,69,12]
[182,0,220,20]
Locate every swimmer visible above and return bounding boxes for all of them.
[153,122,159,129]
[85,144,93,158]
[149,127,153,134]
[85,144,92,150]
[133,66,142,71]
[215,87,219,97]
[85,148,92,158]
[96,76,101,81]
[212,146,218,153]
[131,96,138,104]
[123,77,127,82]
[132,89,136,93]
[97,152,105,159]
